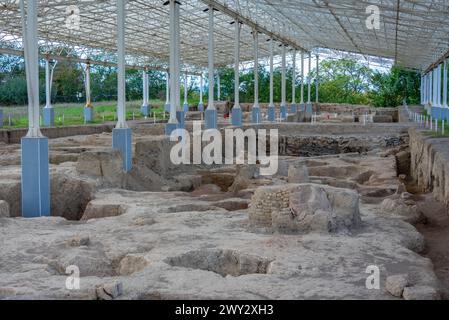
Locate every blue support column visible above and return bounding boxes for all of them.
[165,123,178,136]
[165,103,170,113]
[299,103,306,112]
[306,102,313,114]
[280,104,287,120]
[84,107,93,123]
[112,128,132,172]
[176,111,185,129]
[141,105,150,118]
[183,102,189,113]
[0,109,3,127]
[43,108,54,127]
[21,137,50,218]
[290,103,298,114]
[205,109,217,129]
[445,108,449,122]
[231,108,242,126]
[252,108,261,124]
[198,102,205,112]
[267,105,276,122]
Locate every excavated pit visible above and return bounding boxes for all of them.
[165,249,273,277]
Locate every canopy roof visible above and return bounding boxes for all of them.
[0,0,447,71]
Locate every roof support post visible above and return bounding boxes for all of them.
[115,0,127,129]
[20,0,50,218]
[280,44,287,120]
[231,19,242,126]
[43,57,54,126]
[198,73,204,112]
[166,0,180,134]
[205,4,217,129]
[267,38,275,122]
[300,52,305,111]
[290,49,297,114]
[21,0,40,135]
[84,62,93,123]
[433,68,438,107]
[165,72,170,113]
[438,64,442,108]
[141,67,150,117]
[217,72,221,102]
[443,59,448,108]
[316,54,319,104]
[251,29,261,124]
[183,71,189,113]
[306,52,312,114]
[112,0,132,173]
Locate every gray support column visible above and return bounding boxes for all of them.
[251,29,261,124]
[112,0,132,172]
[141,67,150,117]
[267,38,275,122]
[20,0,50,217]
[290,50,297,114]
[316,54,319,103]
[306,52,312,113]
[165,0,179,134]
[231,19,242,126]
[43,57,54,126]
[280,44,287,120]
[84,62,93,122]
[300,51,305,111]
[205,5,217,129]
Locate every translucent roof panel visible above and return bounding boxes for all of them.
[1,0,448,71]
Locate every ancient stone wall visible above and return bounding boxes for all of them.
[409,128,449,213]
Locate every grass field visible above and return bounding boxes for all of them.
[0,99,169,129]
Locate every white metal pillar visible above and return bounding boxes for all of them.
[22,0,40,137]
[142,68,149,107]
[217,72,221,102]
[267,38,275,122]
[85,62,92,107]
[20,0,50,217]
[208,6,215,109]
[280,44,287,119]
[433,68,436,106]
[290,49,297,114]
[183,71,189,112]
[166,0,179,133]
[116,0,127,129]
[198,73,204,111]
[140,67,150,117]
[231,19,242,126]
[45,58,52,109]
[444,60,448,108]
[438,64,442,107]
[251,29,261,123]
[112,0,132,173]
[300,52,305,108]
[316,54,319,103]
[165,72,170,112]
[205,5,217,129]
[307,52,312,104]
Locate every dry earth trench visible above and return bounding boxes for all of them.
[0,114,447,300]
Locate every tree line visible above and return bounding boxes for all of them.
[0,50,420,107]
